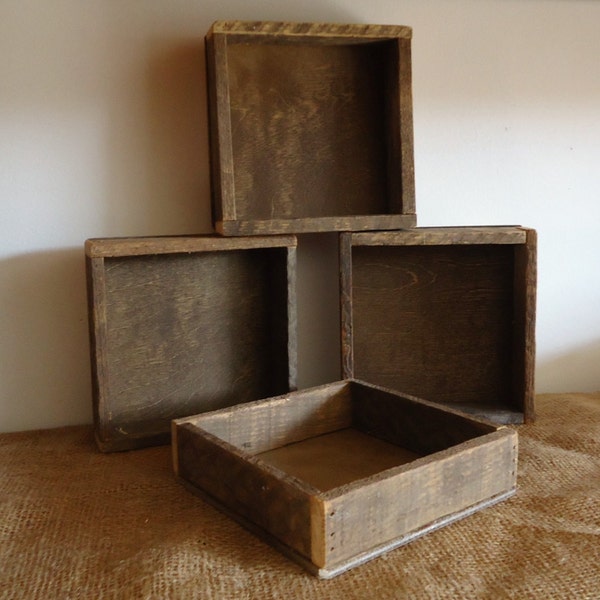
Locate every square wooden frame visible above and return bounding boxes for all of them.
[86,235,297,452]
[206,21,416,235]
[340,227,537,424]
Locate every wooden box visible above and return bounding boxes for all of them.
[340,226,537,424]
[173,379,518,578]
[86,235,297,452]
[206,21,416,235]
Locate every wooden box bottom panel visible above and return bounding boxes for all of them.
[173,380,518,577]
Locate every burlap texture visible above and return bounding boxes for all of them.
[1,393,599,599]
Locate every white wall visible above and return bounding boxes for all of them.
[1,1,599,432]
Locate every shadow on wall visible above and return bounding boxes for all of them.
[537,340,600,394]
[0,249,91,432]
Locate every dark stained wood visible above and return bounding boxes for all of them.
[349,380,498,455]
[216,215,416,236]
[86,235,297,452]
[349,226,527,246]
[174,379,518,577]
[174,422,316,560]
[85,234,296,257]
[339,233,354,378]
[320,427,517,571]
[512,228,538,422]
[340,227,537,424]
[206,20,416,235]
[210,21,412,40]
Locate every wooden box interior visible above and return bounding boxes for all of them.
[341,227,537,424]
[173,380,517,578]
[207,21,416,234]
[86,236,296,452]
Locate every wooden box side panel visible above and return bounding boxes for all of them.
[85,235,297,258]
[89,247,295,450]
[390,36,415,215]
[210,21,413,40]
[321,429,518,568]
[184,381,353,455]
[174,423,315,559]
[271,246,297,393]
[345,242,520,418]
[206,32,235,224]
[512,229,537,422]
[217,214,417,236]
[347,226,527,247]
[86,255,108,444]
[350,382,498,455]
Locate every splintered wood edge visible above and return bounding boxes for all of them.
[210,21,412,40]
[84,235,297,257]
[348,226,531,247]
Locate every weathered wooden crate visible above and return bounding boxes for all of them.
[173,379,518,578]
[340,226,537,424]
[86,235,297,452]
[206,21,416,235]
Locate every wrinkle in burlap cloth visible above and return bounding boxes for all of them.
[1,393,599,599]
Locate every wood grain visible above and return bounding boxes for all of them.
[86,236,297,452]
[174,379,518,576]
[85,234,296,258]
[216,215,417,236]
[320,428,517,568]
[174,422,316,560]
[349,380,498,455]
[211,21,412,40]
[512,228,537,422]
[206,20,416,235]
[340,227,537,423]
[183,381,352,455]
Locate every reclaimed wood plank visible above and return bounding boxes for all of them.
[174,422,317,559]
[183,381,352,455]
[85,234,296,258]
[216,215,416,236]
[513,228,537,422]
[320,428,517,568]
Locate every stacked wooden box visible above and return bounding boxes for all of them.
[86,21,536,578]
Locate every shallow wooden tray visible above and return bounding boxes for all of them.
[173,380,518,578]
[340,226,537,424]
[86,235,297,452]
[206,21,416,235]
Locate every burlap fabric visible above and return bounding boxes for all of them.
[1,393,599,599]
